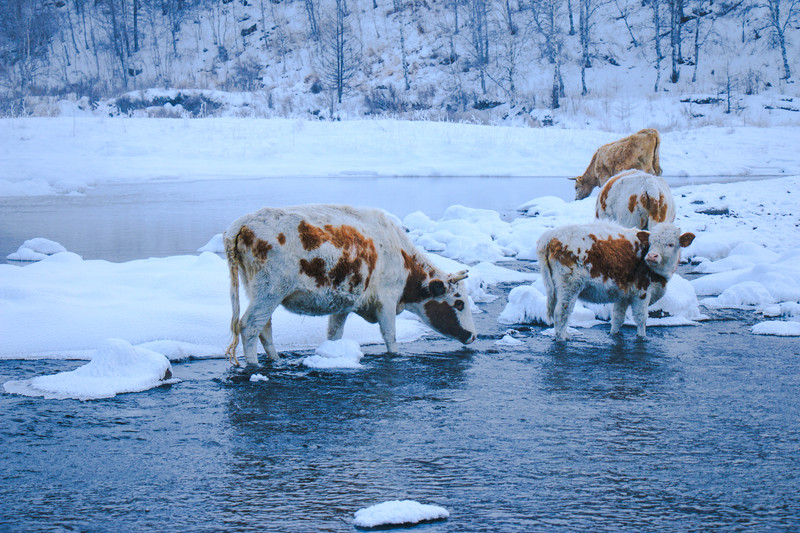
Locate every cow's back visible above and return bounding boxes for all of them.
[595,170,675,229]
[225,205,410,313]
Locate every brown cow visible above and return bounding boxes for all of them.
[223,204,477,365]
[573,129,663,200]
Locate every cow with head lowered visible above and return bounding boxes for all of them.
[573,128,663,200]
[536,221,694,340]
[223,204,477,365]
[595,169,675,230]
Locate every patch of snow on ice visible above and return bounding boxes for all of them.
[7,238,67,261]
[751,320,800,337]
[3,338,174,400]
[353,500,449,528]
[198,233,224,253]
[303,339,364,369]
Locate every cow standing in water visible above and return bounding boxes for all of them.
[537,222,694,340]
[595,170,675,230]
[224,205,477,365]
[573,129,663,200]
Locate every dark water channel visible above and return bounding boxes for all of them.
[1,177,799,531]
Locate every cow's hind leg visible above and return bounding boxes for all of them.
[610,300,629,335]
[553,283,581,341]
[327,313,348,341]
[241,296,282,365]
[258,318,279,361]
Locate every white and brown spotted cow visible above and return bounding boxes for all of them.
[223,204,477,365]
[573,128,663,200]
[537,221,694,340]
[595,170,675,230]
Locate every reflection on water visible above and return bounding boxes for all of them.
[1,315,800,531]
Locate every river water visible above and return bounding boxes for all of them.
[1,177,799,531]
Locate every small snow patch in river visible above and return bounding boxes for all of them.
[7,238,67,261]
[3,338,175,400]
[302,339,364,369]
[353,500,449,528]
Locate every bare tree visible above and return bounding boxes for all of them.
[0,0,56,101]
[317,0,361,105]
[652,0,664,91]
[762,0,799,79]
[529,0,566,108]
[468,0,491,94]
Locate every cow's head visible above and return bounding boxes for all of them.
[572,176,595,201]
[411,270,477,345]
[638,224,695,277]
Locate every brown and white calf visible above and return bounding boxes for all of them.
[573,128,663,200]
[536,222,694,340]
[595,170,675,230]
[223,204,477,365]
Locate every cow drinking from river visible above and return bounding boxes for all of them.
[224,204,477,365]
[537,222,694,341]
[573,129,663,200]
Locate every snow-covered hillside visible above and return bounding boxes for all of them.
[4,0,799,128]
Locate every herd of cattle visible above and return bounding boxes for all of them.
[223,129,694,365]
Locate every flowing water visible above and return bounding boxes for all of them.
[1,177,799,531]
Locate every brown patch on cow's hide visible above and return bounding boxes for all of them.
[628,194,638,213]
[585,235,641,291]
[654,193,669,222]
[297,221,378,290]
[597,175,618,212]
[299,257,329,287]
[545,238,579,268]
[424,300,472,343]
[401,250,430,303]
[277,233,286,245]
[298,220,326,250]
[586,233,664,292]
[239,226,256,248]
[253,239,272,261]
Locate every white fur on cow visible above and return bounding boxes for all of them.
[537,221,694,340]
[595,170,676,230]
[223,204,476,365]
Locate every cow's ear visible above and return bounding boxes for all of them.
[428,279,446,297]
[636,231,650,249]
[679,232,696,247]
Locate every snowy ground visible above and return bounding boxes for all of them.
[1,118,799,400]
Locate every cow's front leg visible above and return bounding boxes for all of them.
[610,300,628,335]
[376,305,398,354]
[630,296,650,338]
[258,318,279,361]
[327,313,348,341]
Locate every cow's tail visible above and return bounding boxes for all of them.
[537,239,556,326]
[652,130,662,175]
[224,229,242,366]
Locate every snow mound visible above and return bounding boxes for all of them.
[495,335,524,346]
[353,500,449,528]
[198,233,224,253]
[249,373,269,382]
[751,321,800,337]
[3,338,174,400]
[303,339,364,369]
[7,238,67,261]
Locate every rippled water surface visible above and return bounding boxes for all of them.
[2,301,799,531]
[2,178,799,531]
